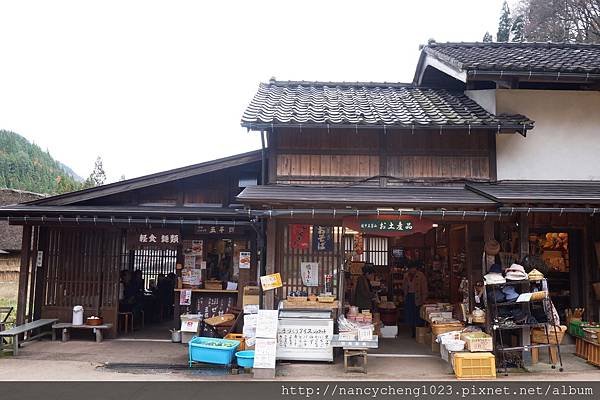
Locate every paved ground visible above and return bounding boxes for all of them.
[1,324,598,381]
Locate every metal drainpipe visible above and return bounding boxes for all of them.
[258,130,267,307]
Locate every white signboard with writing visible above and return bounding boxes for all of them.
[300,262,319,286]
[254,338,277,369]
[256,310,279,339]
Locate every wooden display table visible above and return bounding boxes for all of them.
[331,335,378,374]
[281,300,340,310]
[52,322,113,343]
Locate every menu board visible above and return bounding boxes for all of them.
[253,309,279,370]
[256,310,279,339]
[277,326,332,349]
[239,251,251,269]
[195,294,236,319]
[254,338,277,369]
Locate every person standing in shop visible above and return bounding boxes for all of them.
[354,264,376,312]
[403,260,428,338]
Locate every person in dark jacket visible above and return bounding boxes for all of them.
[354,264,376,312]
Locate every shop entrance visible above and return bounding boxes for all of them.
[343,222,471,356]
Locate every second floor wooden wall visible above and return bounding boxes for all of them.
[269,128,496,185]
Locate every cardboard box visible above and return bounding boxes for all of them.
[416,327,430,344]
[243,285,260,306]
[424,332,432,345]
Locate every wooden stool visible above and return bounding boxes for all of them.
[344,349,368,373]
[531,346,558,364]
[118,312,133,334]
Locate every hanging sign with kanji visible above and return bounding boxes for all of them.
[312,225,334,252]
[343,215,433,238]
[195,225,243,235]
[289,224,310,250]
[127,229,181,250]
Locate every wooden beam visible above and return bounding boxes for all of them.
[264,219,277,309]
[488,132,497,181]
[17,225,33,326]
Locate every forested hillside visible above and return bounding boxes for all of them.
[0,130,84,194]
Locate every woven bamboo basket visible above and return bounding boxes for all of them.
[204,314,235,326]
[431,322,464,337]
[531,325,567,345]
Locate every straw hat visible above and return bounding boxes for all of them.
[528,268,544,281]
[506,264,528,281]
[485,239,501,256]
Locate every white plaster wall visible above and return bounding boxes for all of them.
[468,89,600,181]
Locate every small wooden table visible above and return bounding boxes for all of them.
[331,335,379,374]
[52,323,113,343]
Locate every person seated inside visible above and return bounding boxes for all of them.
[403,260,428,338]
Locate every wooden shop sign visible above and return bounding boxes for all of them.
[343,215,433,237]
[127,229,181,250]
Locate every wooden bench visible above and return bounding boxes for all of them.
[0,318,58,356]
[52,322,113,343]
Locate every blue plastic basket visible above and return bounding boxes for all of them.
[188,337,240,366]
[235,350,255,368]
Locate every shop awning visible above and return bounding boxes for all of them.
[237,184,497,208]
[467,181,600,204]
[0,205,253,226]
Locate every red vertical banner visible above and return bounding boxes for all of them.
[289,224,310,250]
[353,232,364,255]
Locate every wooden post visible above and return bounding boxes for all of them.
[482,219,495,275]
[33,227,47,320]
[264,219,277,309]
[519,213,529,261]
[27,226,39,322]
[519,212,532,366]
[17,225,33,326]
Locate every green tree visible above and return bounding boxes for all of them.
[0,130,84,194]
[84,156,107,188]
[497,1,512,42]
[482,31,494,42]
[511,14,526,41]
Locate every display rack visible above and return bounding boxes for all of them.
[484,278,564,375]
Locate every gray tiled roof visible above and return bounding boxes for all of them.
[241,80,533,132]
[467,181,600,204]
[237,184,497,207]
[424,42,600,74]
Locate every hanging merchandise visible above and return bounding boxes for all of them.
[289,224,310,250]
[354,232,364,256]
[312,225,333,252]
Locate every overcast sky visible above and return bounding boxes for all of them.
[0,0,506,182]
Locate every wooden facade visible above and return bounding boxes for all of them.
[10,155,262,333]
[270,128,495,185]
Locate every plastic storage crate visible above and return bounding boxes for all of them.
[188,337,240,366]
[453,352,496,379]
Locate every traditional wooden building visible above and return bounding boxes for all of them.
[0,151,263,335]
[237,79,535,310]
[2,41,600,341]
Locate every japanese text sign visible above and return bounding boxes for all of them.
[127,229,180,250]
[260,273,283,291]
